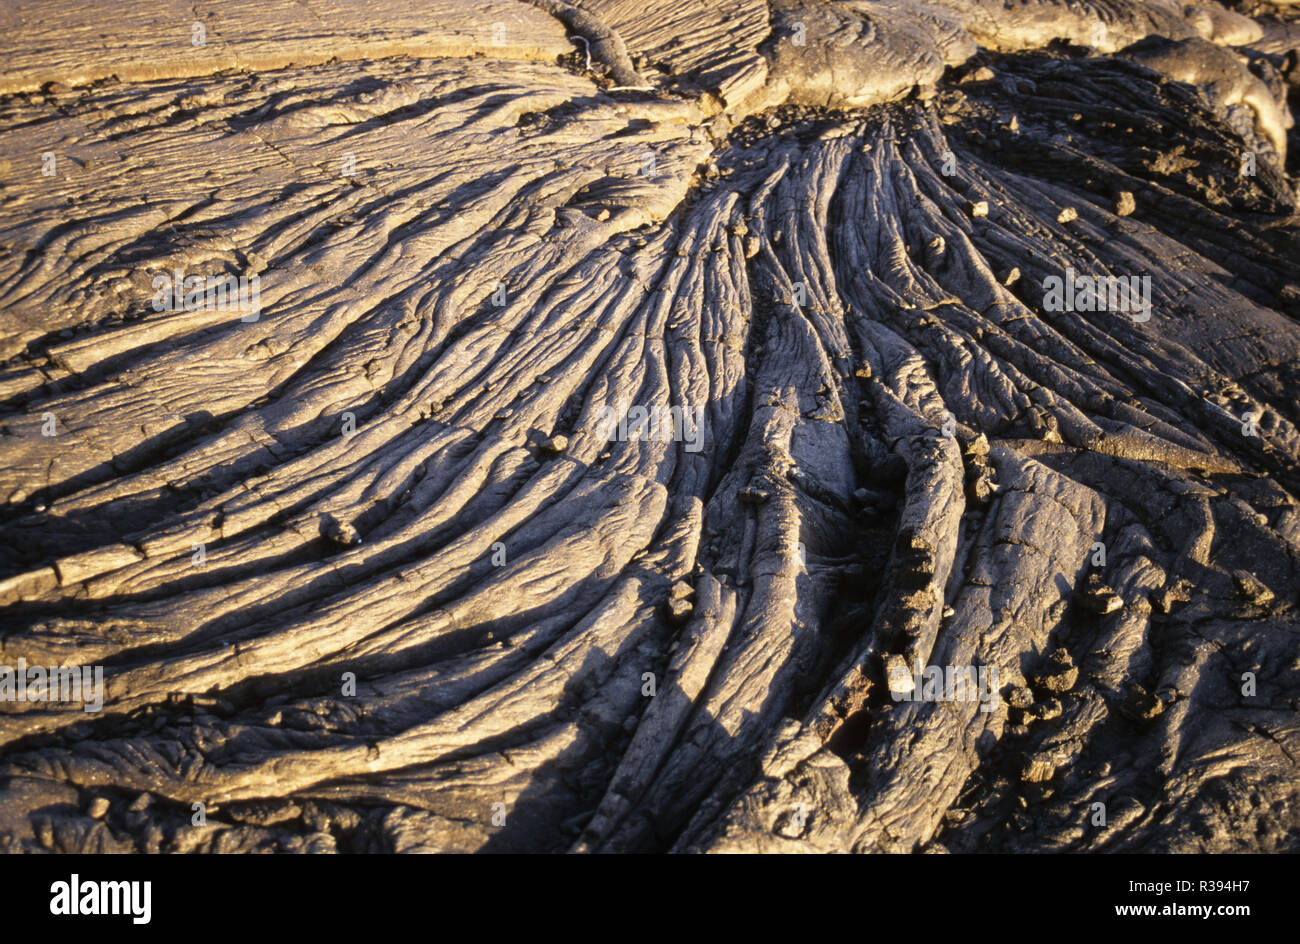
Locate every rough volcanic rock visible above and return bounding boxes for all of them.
[0,0,1298,854]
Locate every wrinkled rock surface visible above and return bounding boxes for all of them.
[0,0,1298,853]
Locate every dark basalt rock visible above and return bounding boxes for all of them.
[0,0,1297,855]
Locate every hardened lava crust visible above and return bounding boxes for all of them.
[0,0,1298,853]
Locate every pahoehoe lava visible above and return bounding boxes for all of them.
[0,0,1298,853]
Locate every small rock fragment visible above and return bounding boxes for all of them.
[540,434,569,454]
[88,797,110,819]
[1153,579,1191,613]
[967,462,999,505]
[321,515,361,546]
[1114,190,1136,216]
[966,200,989,218]
[1081,575,1123,615]
[667,595,693,624]
[885,653,914,697]
[1006,686,1034,709]
[1031,648,1078,693]
[1057,207,1078,224]
[1233,570,1274,605]
[1119,683,1164,722]
[1027,697,1062,722]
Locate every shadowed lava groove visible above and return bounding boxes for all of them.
[0,0,1298,853]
